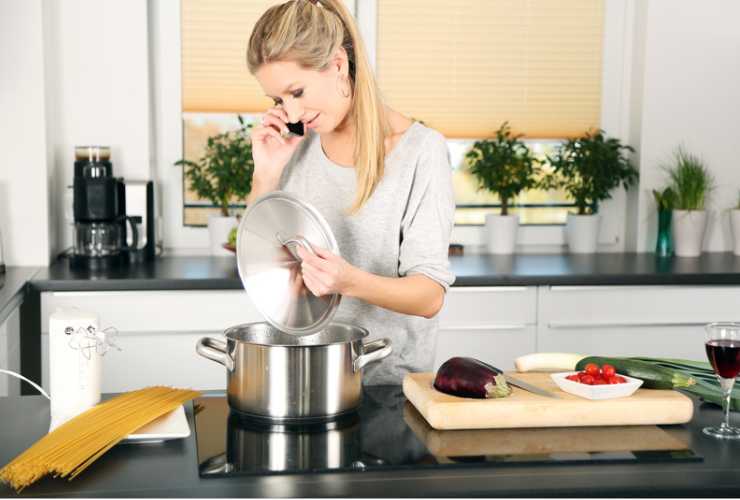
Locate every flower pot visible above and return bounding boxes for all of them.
[565,213,601,253]
[672,210,707,257]
[208,215,238,256]
[730,210,740,256]
[485,213,519,254]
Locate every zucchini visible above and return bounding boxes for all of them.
[514,352,586,373]
[575,356,696,390]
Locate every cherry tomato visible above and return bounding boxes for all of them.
[616,376,627,383]
[584,363,600,376]
[580,374,595,385]
[602,364,616,378]
[593,378,608,385]
[607,376,620,384]
[566,374,580,381]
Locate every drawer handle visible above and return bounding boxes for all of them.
[441,324,529,331]
[547,321,713,329]
[451,287,529,293]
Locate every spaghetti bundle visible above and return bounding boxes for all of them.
[0,386,200,492]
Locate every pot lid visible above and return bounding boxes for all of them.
[236,191,341,336]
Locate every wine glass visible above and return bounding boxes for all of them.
[704,322,740,439]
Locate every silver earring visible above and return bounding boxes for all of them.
[336,74,350,98]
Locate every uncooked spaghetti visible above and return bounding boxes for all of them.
[0,386,200,492]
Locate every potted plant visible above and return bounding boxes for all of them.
[466,122,541,254]
[664,147,714,257]
[545,130,638,253]
[731,190,740,256]
[175,116,254,255]
[652,187,675,257]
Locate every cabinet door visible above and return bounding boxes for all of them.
[435,325,537,371]
[435,286,537,370]
[439,286,537,329]
[40,290,262,392]
[536,285,734,360]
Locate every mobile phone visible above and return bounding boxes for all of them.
[287,121,304,137]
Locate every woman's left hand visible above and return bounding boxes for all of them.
[296,245,357,297]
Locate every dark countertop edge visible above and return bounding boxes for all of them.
[13,251,740,296]
[0,267,40,324]
[27,274,740,291]
[453,273,740,287]
[28,279,244,292]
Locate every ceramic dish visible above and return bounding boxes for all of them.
[550,372,643,400]
[121,405,190,443]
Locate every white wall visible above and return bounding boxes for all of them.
[0,0,51,266]
[44,0,152,254]
[4,0,740,260]
[631,0,740,252]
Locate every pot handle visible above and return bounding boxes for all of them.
[354,338,392,373]
[196,337,234,371]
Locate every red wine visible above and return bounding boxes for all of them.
[706,339,740,379]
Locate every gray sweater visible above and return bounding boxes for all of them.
[279,121,456,384]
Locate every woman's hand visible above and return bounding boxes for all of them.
[250,106,305,190]
[296,245,358,297]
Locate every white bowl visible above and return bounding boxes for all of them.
[550,371,644,400]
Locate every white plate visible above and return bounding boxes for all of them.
[550,372,643,400]
[120,405,190,444]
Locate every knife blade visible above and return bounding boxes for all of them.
[503,374,560,398]
[475,359,559,399]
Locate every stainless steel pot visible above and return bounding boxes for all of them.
[196,322,392,421]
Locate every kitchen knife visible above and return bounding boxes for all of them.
[479,360,560,399]
[502,374,560,399]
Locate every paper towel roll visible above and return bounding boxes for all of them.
[49,309,102,431]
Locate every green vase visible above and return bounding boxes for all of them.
[655,210,673,257]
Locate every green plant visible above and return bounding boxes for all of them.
[652,186,676,211]
[175,115,254,216]
[663,147,714,210]
[735,190,740,210]
[544,129,638,215]
[465,122,541,215]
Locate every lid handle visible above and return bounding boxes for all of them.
[276,233,317,262]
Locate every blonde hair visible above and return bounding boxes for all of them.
[247,0,388,214]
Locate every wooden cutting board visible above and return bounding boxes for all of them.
[403,372,694,430]
[402,403,689,456]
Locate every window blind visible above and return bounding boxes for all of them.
[181,0,281,113]
[376,0,604,139]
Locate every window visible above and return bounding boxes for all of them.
[179,0,604,226]
[180,0,279,225]
[375,0,604,225]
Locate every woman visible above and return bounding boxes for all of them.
[246,0,455,384]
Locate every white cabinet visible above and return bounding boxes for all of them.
[536,285,736,360]
[40,290,262,393]
[0,306,21,396]
[434,287,537,371]
[36,283,738,392]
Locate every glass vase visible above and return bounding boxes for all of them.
[655,209,673,257]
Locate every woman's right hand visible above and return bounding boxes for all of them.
[250,106,305,190]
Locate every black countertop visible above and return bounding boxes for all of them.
[26,252,740,293]
[2,387,740,497]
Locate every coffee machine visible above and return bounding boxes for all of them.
[71,146,157,270]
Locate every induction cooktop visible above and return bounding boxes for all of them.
[193,386,701,478]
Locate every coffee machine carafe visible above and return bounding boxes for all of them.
[71,146,154,269]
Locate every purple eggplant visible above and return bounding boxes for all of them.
[433,357,512,399]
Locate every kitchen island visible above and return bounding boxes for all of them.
[1,386,740,497]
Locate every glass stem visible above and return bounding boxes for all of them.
[720,377,735,429]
